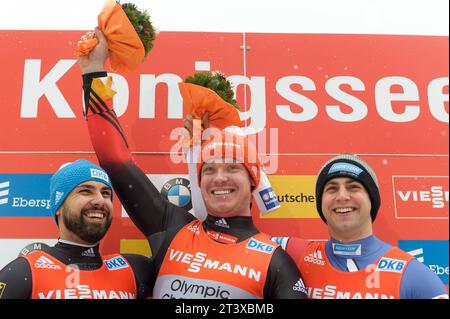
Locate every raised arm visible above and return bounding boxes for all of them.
[77,29,194,240]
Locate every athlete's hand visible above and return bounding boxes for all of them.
[77,28,109,74]
[183,112,210,141]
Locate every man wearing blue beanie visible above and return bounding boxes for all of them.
[49,159,114,243]
[0,160,154,299]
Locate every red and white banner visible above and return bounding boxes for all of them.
[0,30,448,263]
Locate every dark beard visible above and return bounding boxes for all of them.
[62,205,112,244]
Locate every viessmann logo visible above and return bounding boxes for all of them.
[37,285,136,299]
[0,174,52,217]
[168,249,262,282]
[392,176,449,219]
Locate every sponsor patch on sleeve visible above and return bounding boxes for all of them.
[104,256,129,271]
[246,238,276,254]
[376,257,407,273]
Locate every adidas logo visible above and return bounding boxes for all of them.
[82,248,96,257]
[55,191,64,205]
[303,250,325,266]
[293,278,307,294]
[214,218,230,229]
[0,181,10,205]
[34,255,62,270]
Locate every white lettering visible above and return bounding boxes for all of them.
[204,259,220,270]
[37,291,54,299]
[173,250,261,281]
[276,76,318,122]
[325,76,368,122]
[109,290,119,299]
[397,191,411,201]
[375,76,420,122]
[419,191,431,201]
[248,268,261,282]
[77,285,91,299]
[217,262,232,273]
[37,286,135,299]
[233,264,247,277]
[12,197,50,209]
[139,74,183,119]
[229,75,266,134]
[169,249,182,262]
[309,285,395,299]
[93,290,107,299]
[397,187,448,208]
[428,77,449,123]
[21,59,76,118]
[181,253,193,264]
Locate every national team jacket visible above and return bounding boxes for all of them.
[294,241,413,299]
[23,251,137,299]
[153,220,279,299]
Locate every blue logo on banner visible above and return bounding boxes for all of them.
[328,162,363,176]
[161,178,192,211]
[0,174,51,217]
[259,187,279,210]
[398,240,449,285]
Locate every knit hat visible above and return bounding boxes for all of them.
[197,130,261,189]
[315,154,380,223]
[50,159,113,224]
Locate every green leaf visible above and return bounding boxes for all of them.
[117,1,156,57]
[184,72,239,110]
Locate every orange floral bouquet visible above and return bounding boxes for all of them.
[75,0,155,73]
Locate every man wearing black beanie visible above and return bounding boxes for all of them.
[272,153,448,299]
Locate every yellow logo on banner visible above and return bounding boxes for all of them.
[120,240,152,256]
[261,175,320,219]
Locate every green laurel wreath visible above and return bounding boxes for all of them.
[184,72,239,110]
[119,1,156,57]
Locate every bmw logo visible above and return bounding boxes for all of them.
[160,178,192,211]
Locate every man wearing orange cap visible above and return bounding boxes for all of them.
[77,30,307,299]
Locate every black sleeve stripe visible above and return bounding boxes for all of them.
[82,71,108,87]
[90,97,124,134]
[88,94,105,114]
[98,112,129,148]
[106,110,126,132]
[85,103,96,116]
[88,93,123,131]
[90,89,112,113]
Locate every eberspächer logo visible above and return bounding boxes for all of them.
[0,174,51,217]
[398,240,449,285]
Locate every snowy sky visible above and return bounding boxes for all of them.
[0,0,448,35]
